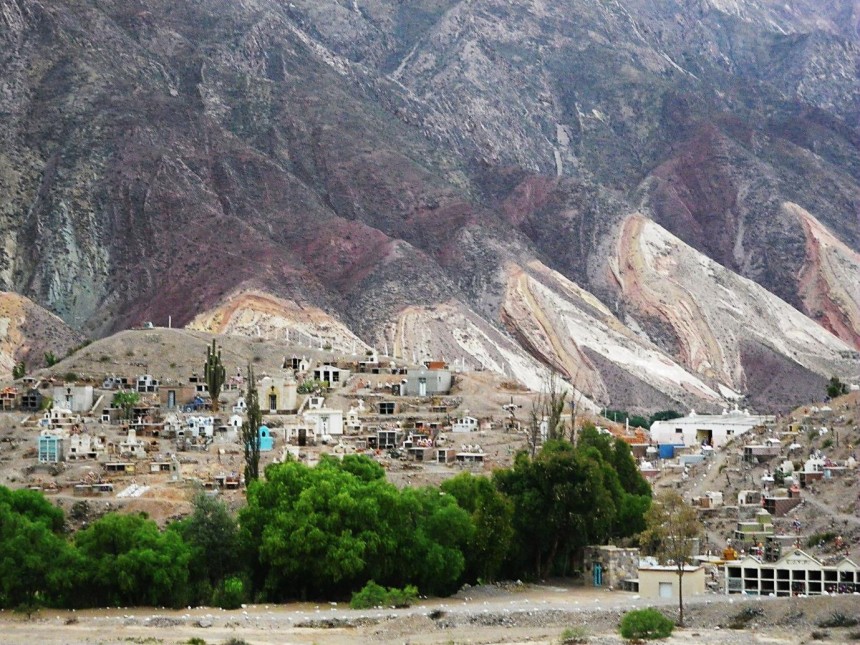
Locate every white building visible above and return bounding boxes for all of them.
[51,385,94,413]
[451,416,478,433]
[725,549,859,596]
[186,416,215,439]
[67,432,106,460]
[313,364,350,387]
[303,406,344,438]
[346,400,364,432]
[136,374,159,393]
[649,408,774,449]
[119,428,147,459]
[259,375,298,413]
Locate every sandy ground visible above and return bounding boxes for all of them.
[2,583,859,645]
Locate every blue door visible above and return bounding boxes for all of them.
[593,563,603,587]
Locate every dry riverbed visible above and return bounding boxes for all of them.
[1,583,858,644]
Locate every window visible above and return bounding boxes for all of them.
[675,428,683,434]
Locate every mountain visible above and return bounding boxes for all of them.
[0,291,84,377]
[1,0,858,411]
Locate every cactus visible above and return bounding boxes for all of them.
[204,339,226,412]
[12,361,26,379]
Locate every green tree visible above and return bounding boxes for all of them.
[239,456,473,600]
[172,493,240,597]
[11,361,25,379]
[44,351,58,367]
[640,491,702,627]
[0,488,78,609]
[826,376,848,399]
[241,458,395,599]
[241,365,262,484]
[649,410,682,425]
[393,486,474,596]
[75,512,191,608]
[441,472,514,583]
[204,339,226,412]
[495,441,618,578]
[112,390,140,420]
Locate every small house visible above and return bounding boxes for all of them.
[638,564,705,599]
[259,375,298,414]
[584,545,639,589]
[303,406,344,437]
[313,364,350,387]
[38,433,64,463]
[0,387,19,411]
[186,416,215,439]
[51,385,94,413]
[158,384,197,410]
[136,374,159,393]
[67,433,106,460]
[284,355,310,372]
[20,388,43,412]
[377,428,403,449]
[257,426,274,452]
[401,367,452,397]
[451,416,478,433]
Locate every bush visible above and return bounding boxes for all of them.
[213,577,245,610]
[807,531,837,548]
[559,625,589,643]
[619,608,674,640]
[350,581,418,609]
[817,612,859,628]
[728,605,764,630]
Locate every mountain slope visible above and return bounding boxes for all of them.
[0,291,84,377]
[1,0,858,411]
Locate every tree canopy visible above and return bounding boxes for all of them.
[0,436,653,608]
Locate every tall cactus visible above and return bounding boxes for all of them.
[204,339,226,412]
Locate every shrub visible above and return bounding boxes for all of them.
[350,581,418,609]
[811,631,829,641]
[807,532,837,548]
[559,625,589,643]
[728,606,764,630]
[385,584,418,608]
[817,612,859,628]
[821,438,833,449]
[619,608,674,640]
[213,577,245,610]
